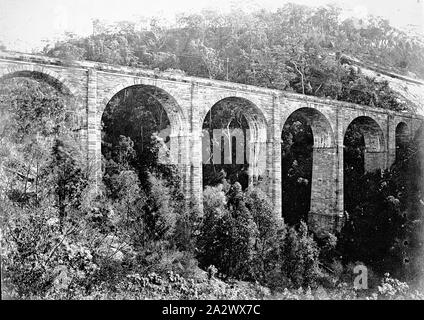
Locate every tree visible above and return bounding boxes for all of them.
[245,187,283,282]
[47,138,88,224]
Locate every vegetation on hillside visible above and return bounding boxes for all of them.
[1,4,424,300]
[41,4,423,110]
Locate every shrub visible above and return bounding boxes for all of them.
[279,222,322,288]
[244,187,283,283]
[198,183,258,279]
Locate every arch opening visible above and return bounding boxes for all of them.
[0,70,81,131]
[281,107,335,226]
[1,70,73,96]
[395,122,409,162]
[201,97,267,190]
[343,116,386,219]
[101,84,183,192]
[344,116,385,176]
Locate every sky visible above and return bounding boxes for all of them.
[0,0,423,52]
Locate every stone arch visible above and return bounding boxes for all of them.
[0,66,82,130]
[0,65,78,97]
[395,121,409,161]
[101,83,187,166]
[344,116,386,173]
[200,96,268,186]
[101,83,187,137]
[395,121,409,143]
[198,92,270,130]
[200,96,268,139]
[282,107,335,148]
[345,116,385,152]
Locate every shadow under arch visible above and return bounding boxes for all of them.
[0,70,76,96]
[344,116,386,174]
[281,107,336,227]
[201,96,268,189]
[395,121,409,162]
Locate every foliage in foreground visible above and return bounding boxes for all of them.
[2,171,423,300]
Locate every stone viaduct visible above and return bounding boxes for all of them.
[0,51,423,233]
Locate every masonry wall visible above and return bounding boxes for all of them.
[0,52,422,234]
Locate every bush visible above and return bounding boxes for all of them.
[198,183,259,279]
[244,187,284,283]
[340,125,424,282]
[1,200,100,299]
[279,222,322,288]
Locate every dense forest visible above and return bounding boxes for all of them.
[1,3,424,299]
[42,3,423,107]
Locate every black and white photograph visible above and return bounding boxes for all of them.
[0,0,424,305]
